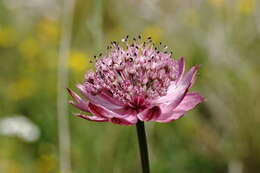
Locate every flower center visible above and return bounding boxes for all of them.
[84,37,180,104]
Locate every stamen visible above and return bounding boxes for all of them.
[86,36,178,103]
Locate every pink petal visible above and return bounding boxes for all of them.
[67,88,89,112]
[124,114,138,124]
[176,57,185,80]
[154,65,199,108]
[75,104,138,125]
[137,106,161,121]
[179,65,199,88]
[76,114,109,122]
[77,84,124,110]
[110,115,138,126]
[154,92,204,123]
[69,101,89,112]
[68,86,136,125]
[67,88,84,103]
[87,102,120,118]
[87,102,137,120]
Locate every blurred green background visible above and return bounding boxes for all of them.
[0,0,260,172]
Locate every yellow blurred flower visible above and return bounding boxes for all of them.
[18,38,40,59]
[238,0,255,15]
[6,79,36,101]
[37,19,59,43]
[0,159,21,173]
[35,154,58,173]
[0,27,16,48]
[210,0,225,8]
[69,50,93,73]
[142,26,162,43]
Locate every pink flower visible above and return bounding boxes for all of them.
[68,36,204,125]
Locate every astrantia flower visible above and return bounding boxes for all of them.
[68,36,204,125]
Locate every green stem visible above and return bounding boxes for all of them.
[136,121,150,173]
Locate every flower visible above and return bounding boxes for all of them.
[68,36,204,125]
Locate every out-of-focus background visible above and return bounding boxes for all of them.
[0,0,260,172]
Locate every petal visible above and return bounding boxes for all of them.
[87,102,138,122]
[154,65,199,106]
[154,92,204,123]
[189,65,200,88]
[137,106,161,121]
[77,84,124,110]
[87,102,120,118]
[110,114,138,126]
[67,88,84,103]
[176,57,185,80]
[74,102,138,125]
[69,101,89,112]
[124,114,138,124]
[76,114,109,122]
[67,88,89,112]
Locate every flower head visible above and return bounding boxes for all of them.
[68,36,204,125]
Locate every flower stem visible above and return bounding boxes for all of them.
[136,121,150,173]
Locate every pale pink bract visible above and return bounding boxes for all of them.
[68,37,204,125]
